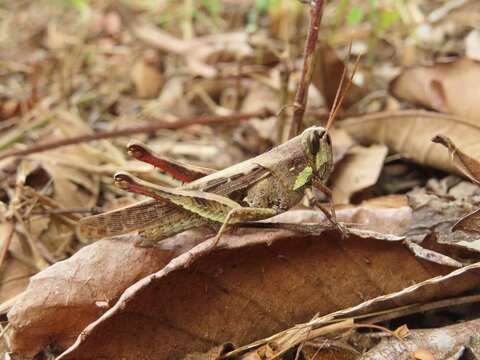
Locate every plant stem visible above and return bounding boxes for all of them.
[289,0,325,138]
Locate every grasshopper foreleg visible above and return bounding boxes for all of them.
[312,178,347,235]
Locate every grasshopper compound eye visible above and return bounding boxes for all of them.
[305,127,328,156]
[308,131,320,155]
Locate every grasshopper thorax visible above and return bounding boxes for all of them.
[300,126,333,183]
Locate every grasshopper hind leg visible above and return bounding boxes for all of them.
[136,213,208,247]
[126,141,214,183]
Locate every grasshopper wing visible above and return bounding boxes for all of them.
[77,199,180,240]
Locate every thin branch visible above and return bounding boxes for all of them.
[288,0,325,138]
[0,110,272,160]
[0,221,15,270]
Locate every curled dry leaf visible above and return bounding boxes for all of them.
[406,186,480,262]
[330,144,388,204]
[339,110,480,176]
[431,135,480,235]
[8,205,406,357]
[431,134,480,185]
[390,58,480,121]
[361,318,480,360]
[234,264,480,360]
[452,208,480,235]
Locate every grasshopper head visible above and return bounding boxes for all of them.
[293,127,333,191]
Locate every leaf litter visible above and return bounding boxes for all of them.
[1,1,480,359]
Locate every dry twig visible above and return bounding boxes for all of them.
[0,110,272,160]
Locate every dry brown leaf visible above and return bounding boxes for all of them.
[130,56,163,99]
[0,255,36,305]
[339,110,480,176]
[55,227,479,360]
[361,195,409,208]
[313,44,366,109]
[0,98,20,119]
[330,128,356,164]
[271,207,411,236]
[466,29,480,61]
[330,145,388,204]
[130,19,254,78]
[96,11,122,35]
[9,190,480,359]
[8,205,406,357]
[427,136,480,235]
[432,134,480,184]
[390,58,480,120]
[361,318,480,360]
[49,203,480,360]
[7,232,210,357]
[452,208,480,235]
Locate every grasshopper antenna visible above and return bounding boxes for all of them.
[325,43,362,134]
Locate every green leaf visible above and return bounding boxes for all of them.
[293,166,313,191]
[202,0,220,16]
[347,7,364,26]
[255,0,269,13]
[378,9,400,32]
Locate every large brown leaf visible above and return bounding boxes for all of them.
[390,58,480,121]
[339,110,480,176]
[50,198,480,360]
[56,228,479,360]
[9,190,480,359]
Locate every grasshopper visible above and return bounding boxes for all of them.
[78,56,358,248]
[78,127,336,247]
